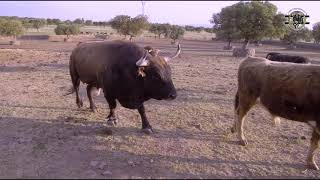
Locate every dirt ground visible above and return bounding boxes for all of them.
[1,37,320,178]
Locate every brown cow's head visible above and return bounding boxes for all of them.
[136,44,181,100]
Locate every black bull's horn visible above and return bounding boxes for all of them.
[136,44,181,66]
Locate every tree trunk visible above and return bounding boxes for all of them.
[228,40,231,48]
[242,40,249,49]
[158,34,161,39]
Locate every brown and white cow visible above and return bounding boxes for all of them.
[232,56,320,170]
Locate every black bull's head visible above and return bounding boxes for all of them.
[137,44,181,100]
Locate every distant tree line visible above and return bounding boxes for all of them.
[2,7,320,46]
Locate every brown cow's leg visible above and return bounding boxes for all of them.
[86,84,97,112]
[236,95,256,146]
[138,104,153,134]
[231,91,240,134]
[106,98,118,126]
[307,129,320,170]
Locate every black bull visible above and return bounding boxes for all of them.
[68,40,181,133]
[266,52,310,64]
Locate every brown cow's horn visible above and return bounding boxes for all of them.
[136,50,149,66]
[164,44,181,62]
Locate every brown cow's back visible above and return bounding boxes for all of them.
[238,57,320,121]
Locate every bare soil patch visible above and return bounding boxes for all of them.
[1,37,320,178]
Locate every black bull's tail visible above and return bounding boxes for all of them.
[63,52,78,96]
[63,86,75,96]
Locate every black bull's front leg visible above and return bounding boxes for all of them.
[105,98,153,134]
[138,104,153,134]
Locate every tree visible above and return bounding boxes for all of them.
[212,1,286,49]
[149,23,161,38]
[54,24,80,40]
[210,9,240,48]
[149,23,172,39]
[194,26,204,33]
[185,25,196,32]
[30,19,46,31]
[64,20,72,24]
[266,13,286,40]
[0,19,24,40]
[312,22,320,44]
[169,25,185,43]
[73,18,84,24]
[281,27,312,45]
[47,18,53,25]
[22,22,33,29]
[127,15,149,41]
[85,20,93,26]
[109,15,149,40]
[109,15,131,37]
[161,23,172,38]
[204,28,214,33]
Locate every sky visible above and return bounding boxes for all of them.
[0,1,319,28]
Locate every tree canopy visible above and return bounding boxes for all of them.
[0,19,24,38]
[282,27,312,45]
[313,22,320,44]
[54,24,80,38]
[210,1,287,49]
[109,15,149,40]
[30,19,46,31]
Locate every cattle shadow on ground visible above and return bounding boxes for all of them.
[36,63,68,70]
[0,65,38,73]
[0,116,309,178]
[0,103,87,112]
[110,126,238,146]
[0,63,68,73]
[74,86,234,109]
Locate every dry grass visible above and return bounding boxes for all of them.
[0,37,320,178]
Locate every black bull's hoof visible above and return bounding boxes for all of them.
[142,127,154,134]
[106,117,118,126]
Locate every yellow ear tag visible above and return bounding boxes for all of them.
[138,67,146,77]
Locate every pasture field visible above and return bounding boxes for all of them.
[1,36,320,178]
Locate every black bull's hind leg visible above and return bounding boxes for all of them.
[71,73,83,109]
[105,98,118,126]
[86,84,97,112]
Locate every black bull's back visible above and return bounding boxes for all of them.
[266,52,310,64]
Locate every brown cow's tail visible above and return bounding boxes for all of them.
[234,90,239,114]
